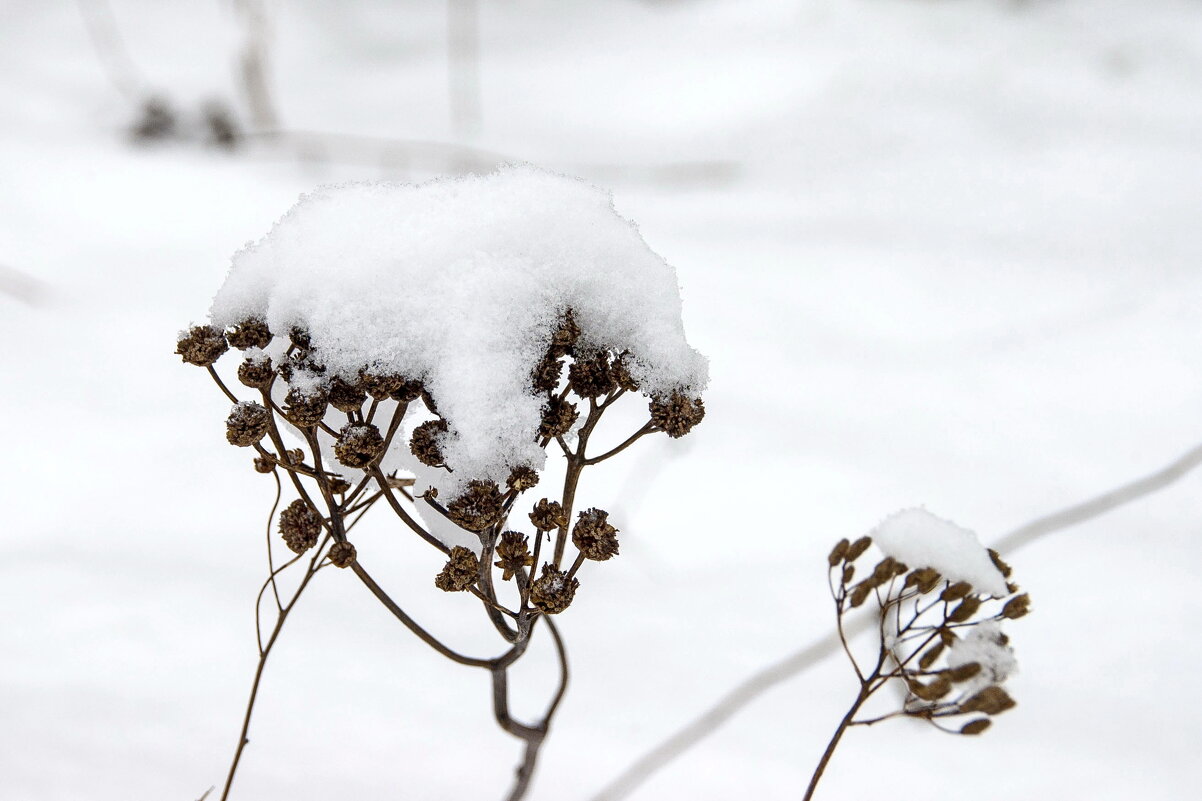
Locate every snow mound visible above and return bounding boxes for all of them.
[209,165,708,494]
[872,508,1008,597]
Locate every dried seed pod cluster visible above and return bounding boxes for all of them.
[826,529,1031,738]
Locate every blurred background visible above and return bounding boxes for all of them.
[3,1,1202,799]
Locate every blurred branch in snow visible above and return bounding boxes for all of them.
[0,266,49,306]
[75,0,145,99]
[233,0,279,131]
[592,440,1202,801]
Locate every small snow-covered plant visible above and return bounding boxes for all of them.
[176,167,707,801]
[804,509,1032,800]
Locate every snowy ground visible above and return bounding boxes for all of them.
[3,0,1202,799]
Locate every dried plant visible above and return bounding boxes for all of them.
[803,535,1032,800]
[177,310,703,801]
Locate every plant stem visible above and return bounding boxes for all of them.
[802,687,870,801]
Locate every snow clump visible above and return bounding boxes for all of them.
[946,619,1018,696]
[208,166,708,496]
[872,508,1008,597]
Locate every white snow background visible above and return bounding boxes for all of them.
[3,1,1201,799]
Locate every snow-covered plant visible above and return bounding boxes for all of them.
[176,167,707,801]
[804,508,1032,800]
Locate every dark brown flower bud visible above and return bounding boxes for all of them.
[530,564,579,614]
[539,397,578,439]
[918,641,945,670]
[284,387,328,428]
[960,686,1016,716]
[529,499,567,532]
[279,499,321,554]
[410,419,448,467]
[572,508,619,561]
[506,465,539,493]
[285,448,305,465]
[946,662,983,683]
[289,327,311,350]
[334,423,384,469]
[237,354,274,389]
[435,546,479,592]
[909,675,952,702]
[447,480,502,532]
[329,476,352,495]
[938,627,958,647]
[612,355,639,392]
[846,536,872,561]
[841,564,855,584]
[947,596,982,623]
[551,309,580,352]
[494,531,533,581]
[649,391,705,438]
[569,352,616,398]
[390,379,424,403]
[905,567,941,594]
[871,556,898,583]
[328,377,367,413]
[988,548,1013,579]
[941,581,973,602]
[226,402,269,447]
[848,581,873,608]
[328,541,357,568]
[1002,593,1031,620]
[176,325,228,366]
[531,351,563,393]
[360,371,405,400]
[226,318,272,350]
[960,718,992,735]
[253,456,276,473]
[828,538,850,567]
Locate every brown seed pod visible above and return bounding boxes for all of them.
[283,387,328,428]
[841,564,855,584]
[226,402,270,447]
[446,480,502,532]
[572,508,619,561]
[176,325,228,366]
[947,596,982,624]
[649,391,705,438]
[390,380,424,403]
[988,548,1013,579]
[905,567,942,594]
[328,541,357,568]
[506,465,539,493]
[289,327,311,350]
[328,476,352,495]
[334,423,384,469]
[918,641,945,671]
[253,456,276,474]
[539,396,579,439]
[226,318,272,350]
[1002,593,1031,620]
[530,564,579,614]
[568,352,616,398]
[946,662,983,683]
[848,581,873,608]
[960,718,992,735]
[846,536,872,561]
[959,686,1016,716]
[941,581,973,602]
[612,355,640,392]
[435,546,479,592]
[828,538,850,567]
[529,499,568,532]
[531,351,563,393]
[410,419,449,467]
[909,675,952,702]
[494,531,533,581]
[551,309,580,352]
[237,354,274,389]
[279,499,321,554]
[360,371,405,400]
[328,377,367,413]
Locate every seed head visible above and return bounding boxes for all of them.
[360,371,405,400]
[494,531,533,581]
[988,548,1013,579]
[279,499,321,554]
[828,538,850,567]
[539,397,578,439]
[530,499,567,532]
[506,465,539,493]
[435,546,479,592]
[530,564,579,615]
[649,391,705,438]
[328,476,352,495]
[1002,593,1031,620]
[909,675,952,702]
[960,719,992,735]
[284,387,328,428]
[572,508,620,561]
[176,325,228,366]
[906,567,941,594]
[941,581,973,602]
[328,541,357,568]
[918,641,945,670]
[612,355,640,392]
[531,351,563,393]
[390,379,424,403]
[946,662,983,683]
[551,309,580,352]
[446,480,503,532]
[226,401,269,447]
[289,327,311,350]
[237,354,274,389]
[226,318,272,350]
[960,686,1016,716]
[334,423,384,469]
[568,352,615,398]
[947,596,982,623]
[253,456,275,473]
[846,536,872,561]
[410,419,448,467]
[328,377,367,413]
